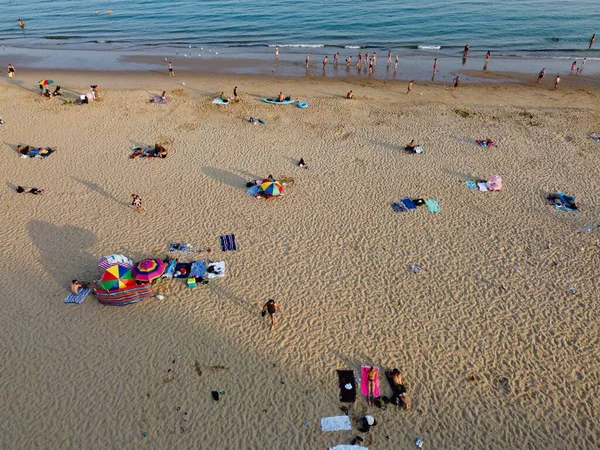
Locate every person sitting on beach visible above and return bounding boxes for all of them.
[43,89,52,98]
[347,90,354,99]
[219,91,229,101]
[277,91,285,102]
[406,139,423,153]
[161,91,167,100]
[91,85,100,98]
[16,186,45,195]
[70,280,88,295]
[51,85,62,96]
[298,158,307,168]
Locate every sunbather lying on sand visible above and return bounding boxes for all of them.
[16,186,45,195]
[17,145,56,157]
[386,368,410,410]
[71,280,89,295]
[130,144,168,159]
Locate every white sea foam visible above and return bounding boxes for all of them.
[418,45,441,50]
[277,44,325,48]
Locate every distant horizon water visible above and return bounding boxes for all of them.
[1,0,598,58]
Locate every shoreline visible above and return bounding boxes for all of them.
[1,45,599,85]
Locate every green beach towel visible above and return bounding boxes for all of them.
[425,199,440,213]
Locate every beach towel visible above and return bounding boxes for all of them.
[189,260,206,278]
[150,97,168,104]
[162,259,177,278]
[590,133,600,141]
[64,288,91,304]
[320,416,352,432]
[220,234,237,252]
[207,261,225,278]
[360,366,381,398]
[477,182,488,192]
[98,254,133,270]
[465,180,477,190]
[391,202,407,213]
[337,370,357,403]
[212,97,230,105]
[168,242,198,253]
[401,198,417,210]
[247,185,261,196]
[550,192,578,212]
[425,199,440,213]
[329,446,368,450]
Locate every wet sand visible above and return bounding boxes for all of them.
[0,70,599,449]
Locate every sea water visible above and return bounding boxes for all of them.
[1,0,598,59]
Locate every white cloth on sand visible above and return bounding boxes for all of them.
[207,261,225,278]
[321,415,352,432]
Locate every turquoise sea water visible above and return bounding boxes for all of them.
[0,0,598,59]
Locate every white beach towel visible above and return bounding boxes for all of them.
[477,182,488,192]
[330,446,368,450]
[207,261,225,278]
[321,415,352,432]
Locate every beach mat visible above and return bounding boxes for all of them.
[321,415,352,432]
[189,260,206,278]
[64,288,91,304]
[400,198,417,210]
[330,446,368,450]
[425,199,440,213]
[360,366,380,397]
[150,97,168,104]
[168,242,198,253]
[337,370,357,403]
[220,234,237,252]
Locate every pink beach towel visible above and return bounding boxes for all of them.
[360,366,380,397]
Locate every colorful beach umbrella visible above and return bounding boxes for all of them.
[98,265,135,291]
[132,258,167,282]
[38,79,54,86]
[260,179,283,197]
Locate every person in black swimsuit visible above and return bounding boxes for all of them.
[16,186,45,195]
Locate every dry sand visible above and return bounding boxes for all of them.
[0,70,599,449]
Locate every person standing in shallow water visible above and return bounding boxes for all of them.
[537,68,546,83]
[484,51,490,70]
[18,18,24,29]
[589,34,595,49]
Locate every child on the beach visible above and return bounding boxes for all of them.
[131,194,145,213]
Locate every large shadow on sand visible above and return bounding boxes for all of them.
[202,166,248,189]
[27,220,97,288]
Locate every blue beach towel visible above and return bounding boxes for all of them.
[391,202,407,213]
[220,234,237,252]
[425,199,440,213]
[247,185,261,196]
[552,192,578,212]
[64,288,91,305]
[466,180,477,190]
[401,198,417,210]
[189,260,206,278]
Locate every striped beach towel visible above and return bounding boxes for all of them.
[220,234,237,252]
[64,288,91,304]
[168,242,198,253]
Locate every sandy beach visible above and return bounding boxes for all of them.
[1,70,599,449]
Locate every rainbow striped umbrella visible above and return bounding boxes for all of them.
[98,265,135,291]
[38,79,54,86]
[132,258,167,282]
[260,179,283,197]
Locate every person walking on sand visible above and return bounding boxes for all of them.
[305,53,310,67]
[433,58,438,73]
[7,63,15,78]
[570,60,577,75]
[131,194,145,213]
[453,75,460,90]
[367,366,377,406]
[407,80,413,94]
[261,299,281,330]
[233,86,238,101]
[168,61,174,77]
[590,33,596,49]
[537,68,546,83]
[553,74,561,89]
[18,18,25,29]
